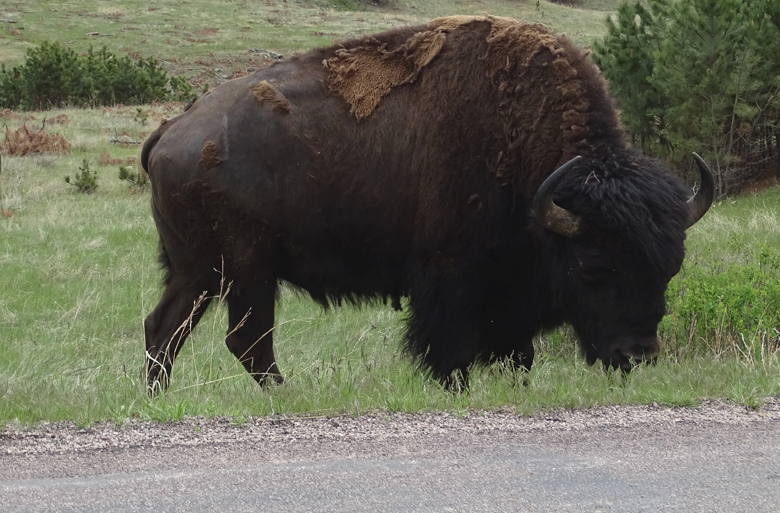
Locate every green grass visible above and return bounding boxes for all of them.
[0,1,778,425]
[661,189,780,358]
[1,1,617,76]
[0,104,777,426]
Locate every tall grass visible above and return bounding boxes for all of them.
[0,1,777,425]
[0,105,777,426]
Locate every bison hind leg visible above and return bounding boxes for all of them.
[145,206,219,394]
[144,275,214,395]
[157,240,173,286]
[225,278,283,386]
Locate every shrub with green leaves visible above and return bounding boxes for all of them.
[0,42,194,110]
[118,165,149,192]
[664,246,780,354]
[657,185,780,359]
[65,159,97,193]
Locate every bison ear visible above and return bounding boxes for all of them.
[532,156,583,238]
[686,153,715,228]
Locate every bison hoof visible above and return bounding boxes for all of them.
[146,377,168,397]
[146,368,171,397]
[254,372,284,387]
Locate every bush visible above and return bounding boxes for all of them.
[65,159,98,193]
[118,165,149,192]
[0,42,194,110]
[662,243,780,357]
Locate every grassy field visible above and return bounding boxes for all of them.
[0,1,778,426]
[1,1,620,87]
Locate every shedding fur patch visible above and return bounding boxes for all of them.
[323,16,507,119]
[324,26,449,119]
[199,140,222,169]
[429,14,515,34]
[250,80,291,114]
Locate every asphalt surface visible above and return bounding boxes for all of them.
[1,400,778,513]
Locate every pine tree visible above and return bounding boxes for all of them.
[595,0,779,195]
[653,0,779,194]
[593,2,666,149]
[747,0,780,181]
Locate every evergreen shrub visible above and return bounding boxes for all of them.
[0,42,193,110]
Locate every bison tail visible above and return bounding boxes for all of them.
[140,125,164,174]
[141,114,182,174]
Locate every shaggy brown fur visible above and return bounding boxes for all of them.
[324,26,448,119]
[323,15,620,188]
[480,18,609,170]
[250,80,291,114]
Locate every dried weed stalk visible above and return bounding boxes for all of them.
[1,123,70,156]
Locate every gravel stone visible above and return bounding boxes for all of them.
[2,398,778,456]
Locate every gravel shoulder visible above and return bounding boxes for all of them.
[2,398,778,458]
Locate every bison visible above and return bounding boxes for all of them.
[140,16,713,393]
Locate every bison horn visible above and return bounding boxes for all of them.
[532,156,583,238]
[686,152,715,228]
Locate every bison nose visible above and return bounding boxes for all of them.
[615,336,660,364]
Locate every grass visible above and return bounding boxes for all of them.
[661,189,780,359]
[1,1,619,86]
[0,104,777,426]
[0,1,778,426]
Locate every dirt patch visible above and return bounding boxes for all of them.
[199,140,222,169]
[44,114,69,125]
[250,80,291,113]
[737,174,779,195]
[187,53,276,90]
[0,124,70,156]
[98,152,137,166]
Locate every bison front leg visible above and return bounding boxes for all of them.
[225,281,283,386]
[487,337,535,387]
[485,321,536,374]
[144,277,213,395]
[405,280,483,390]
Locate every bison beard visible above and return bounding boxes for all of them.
[140,16,713,394]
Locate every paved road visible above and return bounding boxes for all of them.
[1,400,778,512]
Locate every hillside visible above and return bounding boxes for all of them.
[0,1,620,86]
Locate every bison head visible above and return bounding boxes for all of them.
[532,151,714,371]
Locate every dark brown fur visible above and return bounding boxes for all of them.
[140,17,699,392]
